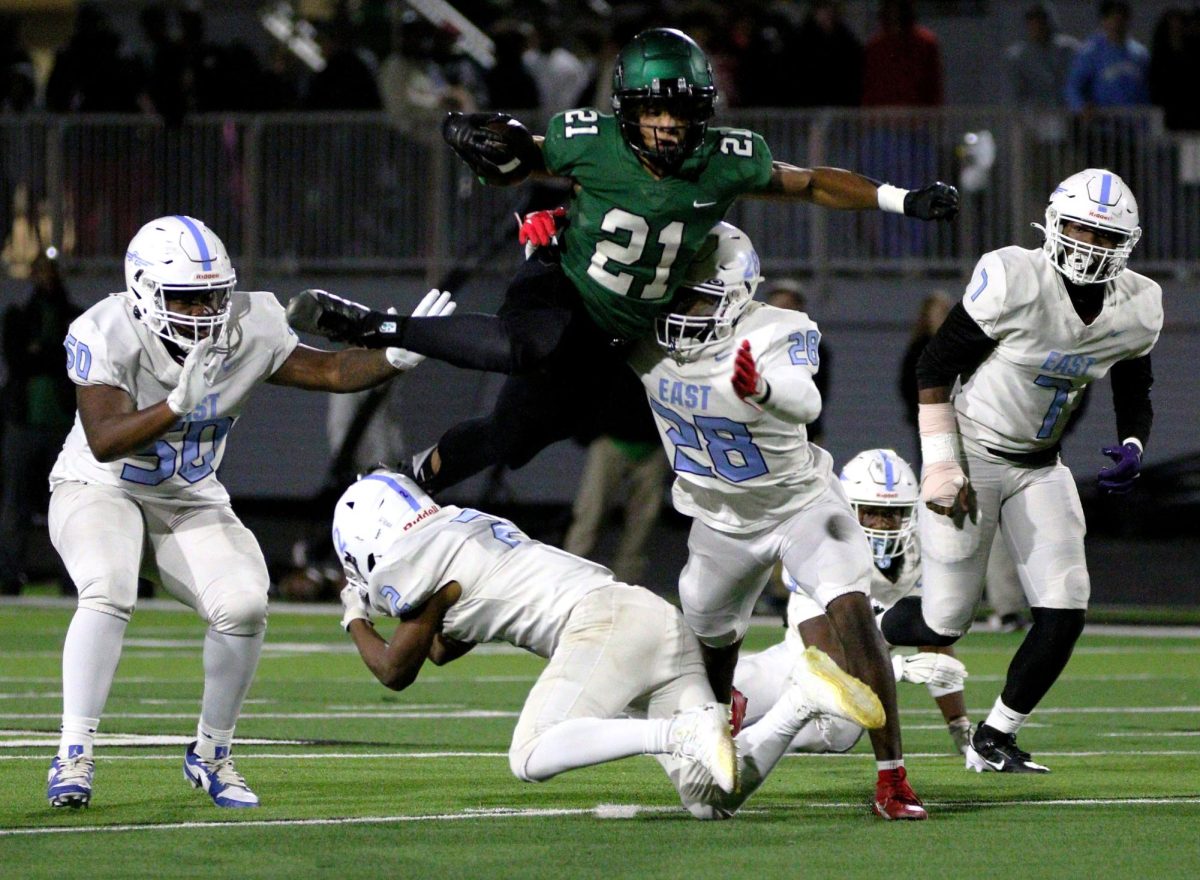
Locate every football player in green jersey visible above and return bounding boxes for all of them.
[288,27,957,493]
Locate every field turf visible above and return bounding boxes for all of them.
[2,600,1198,879]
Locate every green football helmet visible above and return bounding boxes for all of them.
[611,28,716,172]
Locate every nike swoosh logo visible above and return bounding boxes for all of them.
[693,200,717,208]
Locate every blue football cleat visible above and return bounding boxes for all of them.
[183,741,259,808]
[48,747,94,808]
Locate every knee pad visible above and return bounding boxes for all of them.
[208,588,268,636]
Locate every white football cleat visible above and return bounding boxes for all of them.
[183,742,260,808]
[667,702,739,794]
[787,646,886,730]
[47,750,94,808]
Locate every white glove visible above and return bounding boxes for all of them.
[892,652,967,691]
[340,582,373,631]
[385,288,457,371]
[166,337,218,415]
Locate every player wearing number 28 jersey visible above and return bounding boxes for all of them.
[628,222,927,820]
[45,215,447,811]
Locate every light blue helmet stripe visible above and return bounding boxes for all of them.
[1097,173,1113,213]
[363,473,423,511]
[881,451,896,491]
[174,215,213,270]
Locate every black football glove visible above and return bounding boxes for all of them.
[442,112,539,185]
[286,290,394,348]
[904,182,960,221]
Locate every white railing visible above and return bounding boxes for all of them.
[2,107,1196,283]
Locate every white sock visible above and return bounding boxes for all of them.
[729,692,814,807]
[985,697,1030,735]
[877,758,904,772]
[59,608,128,758]
[195,722,236,761]
[199,629,264,735]
[58,716,100,760]
[522,717,672,781]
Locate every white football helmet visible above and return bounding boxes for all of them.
[657,221,761,362]
[839,449,918,567]
[331,469,440,584]
[1038,168,1141,285]
[124,215,237,351]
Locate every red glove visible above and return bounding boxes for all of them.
[731,340,767,401]
[517,207,566,248]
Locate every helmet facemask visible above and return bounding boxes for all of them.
[615,91,714,173]
[130,270,235,352]
[852,502,916,568]
[1042,207,1140,285]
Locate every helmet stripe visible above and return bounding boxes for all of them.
[363,473,423,511]
[1097,173,1112,212]
[174,215,213,270]
[881,451,895,491]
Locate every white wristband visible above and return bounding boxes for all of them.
[877,183,909,215]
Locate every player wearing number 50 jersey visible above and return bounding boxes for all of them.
[285,27,958,495]
[45,216,452,811]
[882,168,1162,774]
[627,222,927,821]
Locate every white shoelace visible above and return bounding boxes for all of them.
[53,756,93,784]
[200,755,250,790]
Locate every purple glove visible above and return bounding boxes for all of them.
[1098,442,1142,494]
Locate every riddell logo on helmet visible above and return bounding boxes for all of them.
[193,272,224,280]
[403,506,440,530]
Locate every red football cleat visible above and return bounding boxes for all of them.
[729,688,748,737]
[873,766,928,820]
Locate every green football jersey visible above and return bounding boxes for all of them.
[541,109,774,340]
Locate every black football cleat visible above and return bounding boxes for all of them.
[965,723,1050,773]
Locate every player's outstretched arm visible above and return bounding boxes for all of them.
[346,582,462,691]
[753,163,959,220]
[442,111,547,185]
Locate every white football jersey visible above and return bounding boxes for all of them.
[628,302,835,534]
[361,505,615,658]
[50,291,299,505]
[784,534,922,649]
[956,246,1162,453]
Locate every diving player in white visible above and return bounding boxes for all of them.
[332,469,885,820]
[45,216,455,809]
[880,169,1162,773]
[734,449,971,756]
[627,222,926,820]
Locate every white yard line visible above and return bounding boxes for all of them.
[4,797,1200,837]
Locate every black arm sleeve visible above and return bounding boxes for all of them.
[915,302,998,390]
[1109,353,1153,447]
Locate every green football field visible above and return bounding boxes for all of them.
[2,601,1199,879]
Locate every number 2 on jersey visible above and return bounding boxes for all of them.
[649,400,768,482]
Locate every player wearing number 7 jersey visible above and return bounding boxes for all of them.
[628,222,926,820]
[285,27,957,493]
[881,169,1162,774]
[45,216,454,810]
